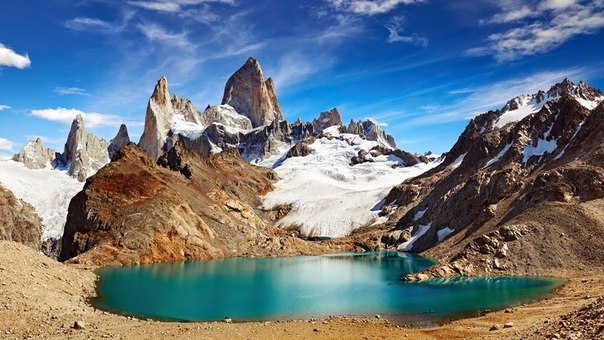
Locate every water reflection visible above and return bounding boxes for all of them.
[93,251,561,322]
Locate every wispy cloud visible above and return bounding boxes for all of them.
[0,43,31,69]
[271,52,335,90]
[64,11,134,34]
[0,137,15,152]
[31,108,127,128]
[469,0,604,62]
[385,16,428,46]
[0,105,10,111]
[327,0,424,15]
[54,87,90,96]
[128,0,235,13]
[407,68,588,125]
[137,23,193,49]
[128,0,236,24]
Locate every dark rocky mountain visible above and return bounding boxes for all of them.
[374,79,604,278]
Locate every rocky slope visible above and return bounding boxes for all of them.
[376,79,604,278]
[0,184,42,249]
[59,143,347,266]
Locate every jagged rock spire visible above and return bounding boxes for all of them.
[221,57,284,128]
[108,124,130,159]
[61,114,110,181]
[139,76,176,160]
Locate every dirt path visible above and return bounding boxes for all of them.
[1,241,602,339]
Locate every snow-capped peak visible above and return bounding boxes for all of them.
[494,79,604,129]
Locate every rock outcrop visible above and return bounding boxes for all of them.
[172,94,204,126]
[221,57,283,128]
[60,114,110,182]
[379,80,604,278]
[201,105,253,130]
[11,138,57,169]
[0,184,42,249]
[345,119,397,149]
[108,124,130,159]
[312,108,343,131]
[139,76,175,161]
[59,143,342,266]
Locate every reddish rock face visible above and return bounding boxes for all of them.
[59,143,339,266]
[221,57,283,128]
[0,184,42,250]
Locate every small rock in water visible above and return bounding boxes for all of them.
[375,314,381,319]
[490,325,501,331]
[503,322,514,328]
[223,317,232,323]
[71,321,85,330]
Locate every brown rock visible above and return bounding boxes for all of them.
[0,185,42,250]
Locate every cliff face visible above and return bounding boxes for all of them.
[60,114,111,182]
[138,76,175,161]
[377,80,604,278]
[221,57,283,128]
[0,184,42,250]
[59,143,340,266]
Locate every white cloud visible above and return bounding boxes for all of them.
[385,16,428,46]
[0,105,10,111]
[327,0,424,15]
[0,43,31,69]
[31,108,125,128]
[407,68,587,125]
[0,137,15,151]
[54,87,90,96]
[472,0,604,61]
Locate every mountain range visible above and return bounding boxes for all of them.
[1,58,603,277]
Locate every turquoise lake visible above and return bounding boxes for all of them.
[92,251,562,323]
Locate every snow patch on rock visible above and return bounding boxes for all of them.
[262,130,439,238]
[398,223,431,252]
[0,160,83,240]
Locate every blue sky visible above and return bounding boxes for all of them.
[1,0,604,156]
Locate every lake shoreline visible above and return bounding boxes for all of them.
[1,240,603,339]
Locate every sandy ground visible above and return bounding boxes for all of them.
[1,240,603,339]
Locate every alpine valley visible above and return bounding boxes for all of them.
[2,58,604,339]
